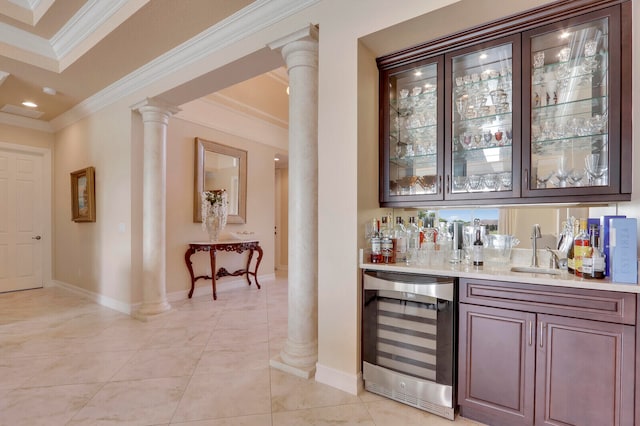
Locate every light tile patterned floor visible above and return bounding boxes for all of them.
[0,273,486,425]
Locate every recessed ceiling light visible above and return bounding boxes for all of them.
[42,87,56,95]
[22,101,37,108]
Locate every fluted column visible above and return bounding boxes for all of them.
[269,25,319,378]
[132,98,180,319]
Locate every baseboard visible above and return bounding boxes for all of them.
[315,362,363,395]
[50,273,276,315]
[167,272,276,302]
[51,280,133,315]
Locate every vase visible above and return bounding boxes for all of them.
[205,214,224,242]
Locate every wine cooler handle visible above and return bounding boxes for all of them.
[539,322,544,348]
[438,175,442,194]
[446,175,450,194]
[528,321,533,346]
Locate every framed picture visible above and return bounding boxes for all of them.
[70,166,96,222]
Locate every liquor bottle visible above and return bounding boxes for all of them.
[566,218,578,274]
[393,217,407,264]
[369,218,382,263]
[380,216,394,264]
[573,218,590,278]
[584,223,605,279]
[473,228,484,266]
[417,219,425,247]
[406,217,420,265]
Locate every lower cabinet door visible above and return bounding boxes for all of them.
[458,303,536,426]
[535,314,636,426]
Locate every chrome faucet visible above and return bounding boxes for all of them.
[531,224,541,267]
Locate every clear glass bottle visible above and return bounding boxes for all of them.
[406,217,420,265]
[369,218,382,263]
[380,216,394,264]
[393,217,407,264]
[584,223,605,279]
[573,218,590,278]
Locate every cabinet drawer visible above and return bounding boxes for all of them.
[459,278,636,325]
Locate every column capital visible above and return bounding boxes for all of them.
[132,97,181,124]
[268,24,318,52]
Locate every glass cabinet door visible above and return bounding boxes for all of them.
[523,8,620,196]
[382,58,443,202]
[446,35,520,200]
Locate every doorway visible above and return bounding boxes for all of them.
[0,142,51,293]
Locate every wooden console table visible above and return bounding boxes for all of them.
[184,240,263,300]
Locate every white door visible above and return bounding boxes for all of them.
[0,147,44,292]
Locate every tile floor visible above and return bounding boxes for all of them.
[0,272,485,425]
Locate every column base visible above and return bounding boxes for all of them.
[270,354,316,379]
[132,301,171,321]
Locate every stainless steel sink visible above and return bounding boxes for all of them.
[510,266,561,275]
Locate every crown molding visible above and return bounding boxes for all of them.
[209,92,288,128]
[175,97,288,152]
[0,0,53,25]
[0,0,148,72]
[0,111,54,132]
[51,0,319,131]
[53,0,149,71]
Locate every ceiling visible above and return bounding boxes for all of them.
[0,0,289,131]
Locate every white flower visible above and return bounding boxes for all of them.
[201,190,228,230]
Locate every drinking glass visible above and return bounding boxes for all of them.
[556,157,571,188]
[585,153,607,185]
[536,171,553,188]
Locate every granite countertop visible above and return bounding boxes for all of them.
[359,249,640,294]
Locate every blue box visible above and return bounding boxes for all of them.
[601,215,625,276]
[609,218,638,284]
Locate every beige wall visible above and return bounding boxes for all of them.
[0,123,54,150]
[165,117,278,296]
[53,102,135,307]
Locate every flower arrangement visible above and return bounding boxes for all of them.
[201,189,228,231]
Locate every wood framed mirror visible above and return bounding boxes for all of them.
[194,137,247,224]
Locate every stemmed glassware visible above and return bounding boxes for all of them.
[585,153,608,185]
[555,156,571,188]
[536,171,553,188]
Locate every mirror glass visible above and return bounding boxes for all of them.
[194,137,247,224]
[395,204,619,249]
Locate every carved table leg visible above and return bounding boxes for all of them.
[209,248,217,300]
[185,246,197,298]
[246,248,255,286]
[253,244,263,289]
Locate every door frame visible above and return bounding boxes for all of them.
[0,141,52,288]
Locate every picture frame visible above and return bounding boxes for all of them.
[70,166,96,222]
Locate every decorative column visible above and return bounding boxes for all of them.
[132,98,180,319]
[269,25,319,378]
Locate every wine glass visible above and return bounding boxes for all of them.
[536,171,554,188]
[556,157,571,188]
[585,153,607,185]
[568,169,584,187]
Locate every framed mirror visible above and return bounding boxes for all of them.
[194,137,247,224]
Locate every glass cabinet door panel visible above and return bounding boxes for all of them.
[450,42,515,195]
[388,61,440,197]
[528,16,610,190]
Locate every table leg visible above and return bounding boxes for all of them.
[185,247,197,298]
[253,244,263,289]
[245,249,255,286]
[209,248,217,300]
